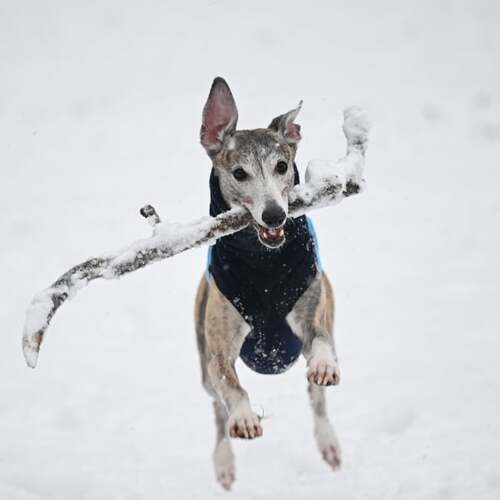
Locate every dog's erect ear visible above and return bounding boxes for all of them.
[200,77,238,154]
[268,101,302,144]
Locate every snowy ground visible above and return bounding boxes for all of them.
[1,1,500,499]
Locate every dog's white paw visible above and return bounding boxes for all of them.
[213,438,235,490]
[315,417,342,471]
[307,353,341,386]
[227,403,263,439]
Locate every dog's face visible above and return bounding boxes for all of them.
[210,129,296,248]
[200,77,302,249]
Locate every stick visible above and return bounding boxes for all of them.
[22,106,370,368]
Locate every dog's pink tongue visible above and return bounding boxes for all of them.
[263,227,284,240]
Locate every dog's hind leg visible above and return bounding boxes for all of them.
[212,399,235,490]
[308,382,341,470]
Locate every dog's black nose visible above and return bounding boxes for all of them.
[262,203,286,228]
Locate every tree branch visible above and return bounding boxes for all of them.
[22,106,370,368]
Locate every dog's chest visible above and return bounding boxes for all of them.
[207,219,320,374]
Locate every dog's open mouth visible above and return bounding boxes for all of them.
[255,224,286,248]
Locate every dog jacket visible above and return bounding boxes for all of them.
[206,165,321,375]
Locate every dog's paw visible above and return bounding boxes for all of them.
[321,441,342,470]
[213,439,235,490]
[315,418,342,471]
[227,404,263,439]
[307,354,341,386]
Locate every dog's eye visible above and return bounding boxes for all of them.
[233,168,248,181]
[276,161,288,175]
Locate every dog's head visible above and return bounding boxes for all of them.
[200,77,302,249]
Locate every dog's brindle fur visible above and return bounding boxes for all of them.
[194,78,341,490]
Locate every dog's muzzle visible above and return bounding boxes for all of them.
[254,223,286,248]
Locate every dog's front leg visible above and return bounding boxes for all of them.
[205,279,263,439]
[289,272,341,386]
[288,272,342,469]
[304,273,341,387]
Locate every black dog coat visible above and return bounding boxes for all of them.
[206,165,321,374]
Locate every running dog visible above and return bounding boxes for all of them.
[194,77,341,490]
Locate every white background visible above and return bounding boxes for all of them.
[1,1,499,498]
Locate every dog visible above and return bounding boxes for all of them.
[194,77,341,490]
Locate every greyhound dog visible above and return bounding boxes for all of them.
[194,77,341,490]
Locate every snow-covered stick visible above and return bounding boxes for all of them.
[22,106,370,368]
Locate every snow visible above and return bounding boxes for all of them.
[343,106,370,148]
[22,289,57,337]
[1,1,500,499]
[22,287,59,368]
[304,107,368,193]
